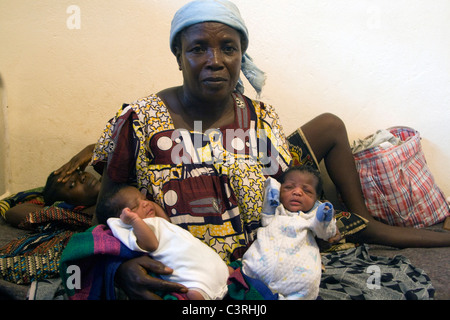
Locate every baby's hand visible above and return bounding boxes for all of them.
[262,178,280,215]
[120,208,140,225]
[316,202,334,222]
[267,188,280,207]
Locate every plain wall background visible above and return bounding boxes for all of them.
[0,0,449,198]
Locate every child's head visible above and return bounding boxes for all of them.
[278,165,323,212]
[43,170,101,207]
[96,185,158,224]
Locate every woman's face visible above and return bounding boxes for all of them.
[176,22,243,102]
[57,171,101,206]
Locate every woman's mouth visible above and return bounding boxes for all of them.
[203,77,227,87]
[204,77,227,82]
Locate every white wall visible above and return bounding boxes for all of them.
[0,73,9,196]
[0,0,449,197]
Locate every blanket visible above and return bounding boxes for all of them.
[59,224,278,300]
[0,225,74,284]
[320,244,434,300]
[60,225,434,300]
[0,189,92,285]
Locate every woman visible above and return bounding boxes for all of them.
[64,0,450,299]
[4,144,99,227]
[91,0,291,298]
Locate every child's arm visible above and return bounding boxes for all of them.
[311,202,337,241]
[261,177,281,227]
[120,208,159,252]
[263,177,280,214]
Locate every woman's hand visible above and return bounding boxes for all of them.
[327,229,342,244]
[54,144,96,183]
[115,256,188,300]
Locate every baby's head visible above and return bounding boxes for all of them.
[43,170,100,207]
[278,165,323,212]
[96,184,157,224]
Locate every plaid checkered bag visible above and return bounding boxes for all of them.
[353,126,449,228]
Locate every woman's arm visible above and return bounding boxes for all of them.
[4,203,42,228]
[5,201,95,229]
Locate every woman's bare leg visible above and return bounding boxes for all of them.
[301,113,450,247]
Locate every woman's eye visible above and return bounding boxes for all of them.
[223,46,235,53]
[190,46,205,53]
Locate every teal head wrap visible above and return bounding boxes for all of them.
[170,0,265,95]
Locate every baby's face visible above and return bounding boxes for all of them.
[279,171,318,212]
[118,187,157,219]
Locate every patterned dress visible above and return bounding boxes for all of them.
[92,93,291,263]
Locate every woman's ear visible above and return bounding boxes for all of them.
[175,53,182,71]
[174,45,183,71]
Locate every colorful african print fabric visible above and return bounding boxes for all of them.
[287,128,319,170]
[0,204,92,284]
[92,93,292,263]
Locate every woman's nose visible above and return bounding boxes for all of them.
[207,48,224,69]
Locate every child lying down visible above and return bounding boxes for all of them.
[102,185,233,300]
